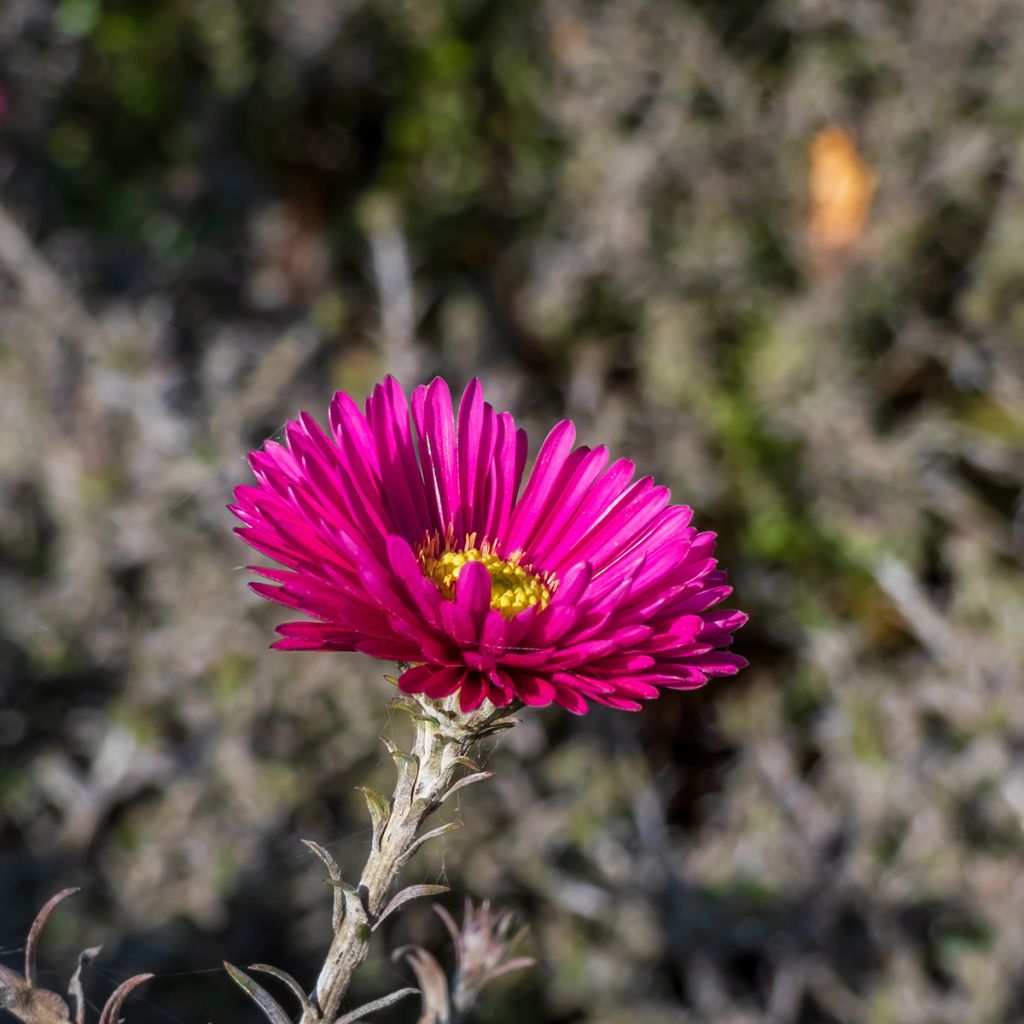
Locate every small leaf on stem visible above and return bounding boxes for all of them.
[0,965,23,991]
[475,718,519,738]
[25,888,81,985]
[330,986,418,1024]
[392,947,450,1024]
[97,973,153,1024]
[223,963,292,1024]
[248,964,316,1018]
[69,945,102,1024]
[355,786,391,850]
[387,697,441,727]
[441,772,494,803]
[404,821,462,863]
[375,885,450,929]
[302,839,351,931]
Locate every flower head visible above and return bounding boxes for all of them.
[232,377,746,714]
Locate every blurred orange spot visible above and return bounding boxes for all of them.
[807,126,876,253]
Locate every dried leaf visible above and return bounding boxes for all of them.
[433,903,462,955]
[302,839,351,931]
[440,771,494,803]
[68,946,101,1024]
[376,885,450,929]
[96,973,153,1024]
[355,786,391,850]
[405,821,461,863]
[26,888,81,985]
[379,735,402,759]
[434,900,535,1013]
[223,963,292,1024]
[0,984,72,1024]
[392,947,450,1024]
[247,964,316,1019]
[0,965,23,989]
[481,957,536,983]
[391,754,420,809]
[331,986,418,1024]
[387,697,441,727]
[474,719,518,739]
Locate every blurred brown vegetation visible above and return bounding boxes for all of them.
[2,1,1024,1022]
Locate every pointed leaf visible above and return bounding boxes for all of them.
[379,735,402,759]
[248,964,315,1018]
[224,963,291,1024]
[387,698,441,727]
[69,945,101,1024]
[26,888,81,984]
[302,839,350,930]
[392,757,420,810]
[441,772,494,804]
[302,837,342,879]
[380,734,418,774]
[392,947,450,1024]
[375,885,450,929]
[481,957,537,984]
[404,821,462,863]
[450,756,480,772]
[0,964,23,989]
[331,986,418,1024]
[97,973,153,1024]
[433,903,462,950]
[475,718,519,738]
[355,787,391,851]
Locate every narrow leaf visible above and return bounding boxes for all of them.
[223,963,291,1024]
[331,986,418,1024]
[441,771,494,804]
[0,965,23,989]
[97,973,153,1024]
[248,963,315,1018]
[392,947,450,1024]
[387,697,441,727]
[381,735,418,774]
[302,839,350,930]
[375,885,450,929]
[26,887,81,984]
[355,786,391,851]
[475,717,519,738]
[392,755,421,810]
[405,821,462,863]
[379,735,402,759]
[482,957,537,983]
[433,903,462,951]
[450,756,480,772]
[69,945,102,1024]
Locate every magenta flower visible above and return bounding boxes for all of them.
[231,377,746,714]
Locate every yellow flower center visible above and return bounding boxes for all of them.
[419,541,552,619]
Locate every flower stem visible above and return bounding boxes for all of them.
[303,695,513,1024]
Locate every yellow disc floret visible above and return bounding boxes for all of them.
[419,540,552,619]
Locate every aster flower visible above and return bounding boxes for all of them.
[231,376,746,715]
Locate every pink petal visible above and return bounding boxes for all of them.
[459,674,487,712]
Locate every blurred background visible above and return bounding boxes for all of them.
[1,1,1023,1022]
